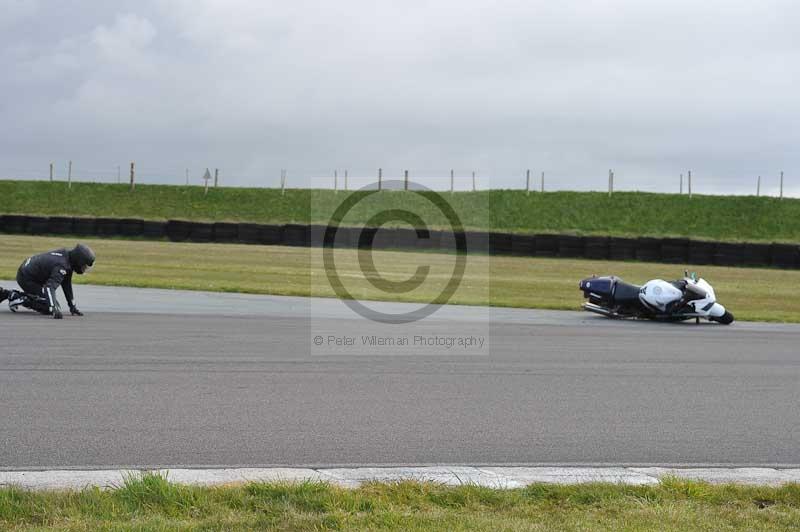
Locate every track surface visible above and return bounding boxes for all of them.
[2,284,799,469]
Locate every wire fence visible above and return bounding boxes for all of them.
[1,164,794,198]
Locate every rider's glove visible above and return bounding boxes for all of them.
[70,306,83,317]
[52,304,63,320]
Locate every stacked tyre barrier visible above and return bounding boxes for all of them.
[1,214,799,269]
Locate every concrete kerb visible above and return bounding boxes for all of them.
[3,467,800,490]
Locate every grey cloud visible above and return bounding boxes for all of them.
[1,0,798,194]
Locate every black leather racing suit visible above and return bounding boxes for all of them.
[16,248,75,313]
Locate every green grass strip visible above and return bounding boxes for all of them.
[2,471,800,531]
[3,180,800,242]
[3,235,800,323]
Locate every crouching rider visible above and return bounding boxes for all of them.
[0,243,95,319]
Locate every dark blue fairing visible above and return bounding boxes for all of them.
[579,276,614,298]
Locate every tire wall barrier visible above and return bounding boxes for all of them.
[118,218,144,237]
[635,237,661,262]
[27,216,50,235]
[48,216,75,235]
[282,224,310,247]
[558,235,585,258]
[609,237,637,261]
[584,236,610,260]
[95,217,120,237]
[1,215,798,269]
[188,222,214,243]
[73,217,97,236]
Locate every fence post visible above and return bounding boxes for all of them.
[281,169,286,196]
[780,171,784,199]
[334,170,338,193]
[130,162,135,191]
[541,171,544,193]
[404,170,409,191]
[608,169,614,196]
[214,168,219,187]
[378,168,382,190]
[344,170,348,191]
[68,160,72,189]
[680,173,683,194]
[450,169,454,193]
[688,170,692,198]
[526,169,530,195]
[472,171,476,192]
[757,176,761,197]
[49,162,53,182]
[117,165,121,184]
[203,168,211,195]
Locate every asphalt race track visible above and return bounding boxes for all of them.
[1,283,799,469]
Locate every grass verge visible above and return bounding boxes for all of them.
[3,180,800,242]
[2,235,799,323]
[1,472,800,531]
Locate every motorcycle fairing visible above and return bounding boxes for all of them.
[639,279,683,312]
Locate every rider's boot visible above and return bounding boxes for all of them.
[7,290,26,313]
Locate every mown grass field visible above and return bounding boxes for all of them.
[2,472,799,531]
[2,235,799,322]
[3,180,800,242]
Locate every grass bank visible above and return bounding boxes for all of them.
[2,235,799,322]
[3,180,800,242]
[2,472,799,531]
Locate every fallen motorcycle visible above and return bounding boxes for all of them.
[579,271,734,324]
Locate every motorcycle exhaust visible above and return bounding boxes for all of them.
[582,302,617,318]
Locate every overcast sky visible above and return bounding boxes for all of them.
[1,0,798,194]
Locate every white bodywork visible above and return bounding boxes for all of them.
[686,277,727,318]
[639,279,682,311]
[640,277,726,318]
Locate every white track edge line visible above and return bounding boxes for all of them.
[2,467,800,490]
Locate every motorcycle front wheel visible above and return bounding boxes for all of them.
[710,311,735,325]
